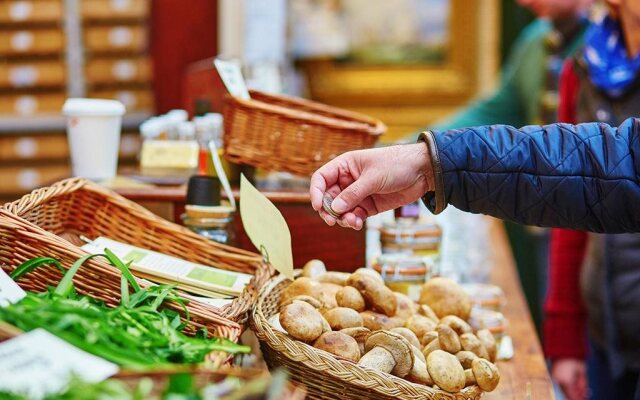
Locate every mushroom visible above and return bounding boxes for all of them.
[407,345,434,385]
[436,324,462,354]
[313,331,361,363]
[317,271,351,286]
[464,369,476,387]
[336,286,366,311]
[301,259,326,279]
[352,268,385,285]
[279,277,340,310]
[347,273,397,317]
[417,304,439,323]
[440,315,472,335]
[422,337,441,357]
[390,327,421,349]
[340,327,370,356]
[358,331,414,378]
[280,300,327,342]
[281,295,323,309]
[422,331,438,346]
[426,350,466,393]
[394,293,417,320]
[280,277,315,307]
[472,358,500,392]
[477,329,497,362]
[405,314,437,341]
[360,311,404,331]
[323,307,363,330]
[456,350,478,369]
[419,278,472,320]
[460,333,489,360]
[267,313,287,334]
[314,283,341,310]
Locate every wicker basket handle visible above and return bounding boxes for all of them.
[3,177,87,216]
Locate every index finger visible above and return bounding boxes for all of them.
[309,159,342,211]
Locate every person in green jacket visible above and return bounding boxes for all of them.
[406,0,592,331]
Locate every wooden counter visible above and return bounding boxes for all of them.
[485,217,554,399]
[114,183,554,399]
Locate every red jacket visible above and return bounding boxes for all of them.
[543,61,589,360]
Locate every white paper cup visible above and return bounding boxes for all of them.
[62,98,126,181]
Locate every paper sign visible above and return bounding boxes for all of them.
[214,59,251,100]
[0,268,26,307]
[0,329,118,399]
[239,174,293,279]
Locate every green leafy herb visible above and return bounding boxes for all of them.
[0,251,249,369]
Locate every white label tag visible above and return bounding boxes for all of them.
[10,31,34,52]
[0,268,26,307]
[108,27,133,47]
[214,59,251,100]
[9,2,33,21]
[9,65,38,87]
[0,329,118,399]
[112,60,136,81]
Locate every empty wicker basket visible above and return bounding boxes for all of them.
[251,274,484,400]
[223,90,385,176]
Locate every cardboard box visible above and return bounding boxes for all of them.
[81,0,149,21]
[0,29,64,56]
[84,25,147,54]
[0,0,63,24]
[0,92,66,115]
[85,57,151,85]
[0,61,65,89]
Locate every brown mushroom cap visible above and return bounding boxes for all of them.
[301,259,327,279]
[352,268,385,285]
[405,314,437,340]
[460,333,490,360]
[317,271,350,286]
[456,350,479,369]
[418,304,440,323]
[323,307,364,330]
[407,346,433,385]
[390,327,421,349]
[436,323,462,354]
[422,337,441,358]
[360,311,404,331]
[281,295,323,309]
[426,350,466,393]
[394,293,417,320]
[341,327,371,356]
[477,329,497,362]
[363,331,414,377]
[419,277,472,320]
[422,331,439,346]
[280,300,326,342]
[313,331,361,363]
[464,369,476,387]
[440,315,472,335]
[472,358,500,392]
[347,274,397,317]
[336,286,366,311]
[280,277,315,307]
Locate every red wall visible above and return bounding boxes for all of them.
[151,0,218,113]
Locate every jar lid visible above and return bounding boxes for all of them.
[372,253,429,276]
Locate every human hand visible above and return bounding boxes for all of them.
[551,358,588,400]
[309,143,434,230]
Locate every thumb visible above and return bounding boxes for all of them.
[331,175,377,214]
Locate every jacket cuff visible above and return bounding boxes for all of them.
[543,314,588,360]
[418,131,446,214]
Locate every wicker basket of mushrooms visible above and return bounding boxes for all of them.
[250,260,500,400]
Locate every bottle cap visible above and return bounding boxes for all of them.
[186,175,221,206]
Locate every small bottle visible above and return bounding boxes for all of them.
[181,175,235,245]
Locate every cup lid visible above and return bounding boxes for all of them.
[62,98,126,117]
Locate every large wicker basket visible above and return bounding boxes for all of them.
[251,274,484,400]
[223,90,385,176]
[0,178,273,328]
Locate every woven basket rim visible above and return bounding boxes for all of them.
[226,91,386,136]
[250,274,484,400]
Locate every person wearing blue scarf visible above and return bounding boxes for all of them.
[546,1,640,399]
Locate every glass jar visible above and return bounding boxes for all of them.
[371,253,438,301]
[461,283,506,312]
[181,205,235,245]
[380,219,442,259]
[468,308,508,343]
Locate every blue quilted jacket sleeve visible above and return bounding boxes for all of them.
[420,118,640,233]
